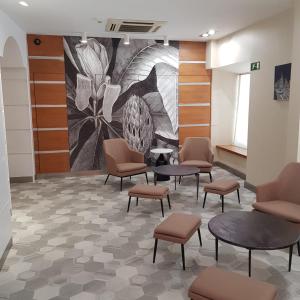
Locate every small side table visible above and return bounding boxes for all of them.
[150,148,173,181]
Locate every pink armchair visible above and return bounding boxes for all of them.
[253,162,300,255]
[179,137,214,182]
[103,138,148,191]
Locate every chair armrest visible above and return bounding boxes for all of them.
[130,149,144,163]
[256,180,279,202]
[208,150,214,163]
[178,148,185,163]
[105,153,118,174]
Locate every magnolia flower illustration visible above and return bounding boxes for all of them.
[64,37,179,171]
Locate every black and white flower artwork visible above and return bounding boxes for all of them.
[274,63,292,101]
[64,37,179,171]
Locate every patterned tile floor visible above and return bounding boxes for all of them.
[1,167,300,300]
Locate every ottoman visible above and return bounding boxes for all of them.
[203,179,240,213]
[153,213,202,270]
[128,184,170,217]
[188,267,277,300]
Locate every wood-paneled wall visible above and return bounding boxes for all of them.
[27,36,211,173]
[28,34,70,174]
[178,41,211,145]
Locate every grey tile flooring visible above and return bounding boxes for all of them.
[0,167,299,299]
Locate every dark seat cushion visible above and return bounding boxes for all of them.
[188,267,277,300]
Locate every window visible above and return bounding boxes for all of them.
[233,73,250,149]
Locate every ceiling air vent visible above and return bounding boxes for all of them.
[106,19,166,33]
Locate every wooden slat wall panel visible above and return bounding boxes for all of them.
[29,59,65,79]
[179,42,206,61]
[35,154,40,174]
[27,35,64,56]
[179,63,211,76]
[31,84,67,105]
[179,106,210,124]
[178,41,211,142]
[38,153,70,173]
[179,75,211,83]
[35,107,68,128]
[32,108,37,128]
[179,85,211,103]
[179,126,210,144]
[35,131,69,151]
[32,73,65,81]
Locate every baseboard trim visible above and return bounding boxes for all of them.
[214,161,246,180]
[35,170,103,179]
[244,181,256,192]
[10,176,34,183]
[0,238,12,271]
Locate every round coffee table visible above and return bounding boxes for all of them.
[208,211,300,277]
[150,148,174,181]
[152,165,200,199]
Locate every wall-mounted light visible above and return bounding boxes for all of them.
[81,32,88,44]
[200,29,216,38]
[19,1,29,6]
[123,34,130,45]
[208,29,216,35]
[163,36,169,46]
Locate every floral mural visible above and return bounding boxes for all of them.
[64,37,179,171]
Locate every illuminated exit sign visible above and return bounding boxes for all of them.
[251,61,261,71]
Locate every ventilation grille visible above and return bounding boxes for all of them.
[106,19,166,33]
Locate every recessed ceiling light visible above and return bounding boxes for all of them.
[19,1,29,6]
[201,33,209,38]
[208,29,216,35]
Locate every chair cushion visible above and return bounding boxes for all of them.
[181,160,212,169]
[116,162,147,173]
[253,200,300,223]
[154,213,201,243]
[188,267,277,300]
[128,184,169,197]
[204,180,239,193]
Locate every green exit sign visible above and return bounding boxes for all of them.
[251,61,261,71]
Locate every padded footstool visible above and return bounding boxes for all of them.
[153,213,202,270]
[203,179,240,213]
[188,267,277,300]
[128,184,170,217]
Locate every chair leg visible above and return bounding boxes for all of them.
[197,228,202,247]
[181,244,185,270]
[297,240,300,256]
[203,192,207,208]
[237,189,240,204]
[136,197,139,206]
[104,174,110,185]
[160,199,164,217]
[120,177,123,191]
[127,196,131,212]
[221,195,224,213]
[130,176,131,181]
[209,172,213,182]
[145,172,149,184]
[167,194,171,209]
[153,238,158,263]
[179,176,182,184]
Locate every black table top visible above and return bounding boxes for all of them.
[208,211,300,250]
[152,165,200,176]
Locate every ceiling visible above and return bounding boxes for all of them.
[0,0,293,41]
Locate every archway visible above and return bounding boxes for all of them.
[0,36,34,182]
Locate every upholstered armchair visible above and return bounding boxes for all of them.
[179,137,214,182]
[103,138,148,191]
[253,162,300,255]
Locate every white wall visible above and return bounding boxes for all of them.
[209,9,294,186]
[2,68,34,178]
[0,9,31,261]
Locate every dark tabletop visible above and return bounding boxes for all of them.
[152,165,200,176]
[208,211,300,250]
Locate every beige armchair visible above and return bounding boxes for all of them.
[103,138,148,191]
[179,137,214,182]
[252,162,300,255]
